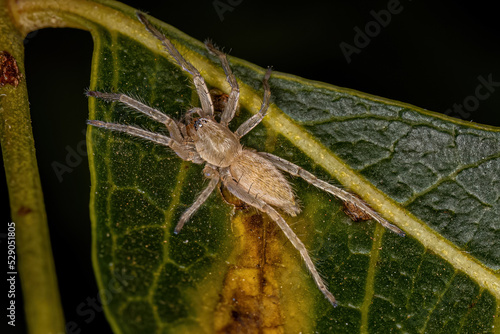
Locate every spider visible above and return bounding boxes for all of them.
[87,12,405,307]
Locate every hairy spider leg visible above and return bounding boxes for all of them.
[258,152,406,237]
[86,91,184,143]
[220,168,338,307]
[87,120,201,163]
[137,13,214,118]
[174,176,219,234]
[87,118,220,234]
[205,42,240,126]
[235,67,272,138]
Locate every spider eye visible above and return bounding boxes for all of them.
[193,118,208,131]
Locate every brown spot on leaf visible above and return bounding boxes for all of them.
[210,88,240,122]
[214,211,285,333]
[0,51,22,87]
[210,88,229,113]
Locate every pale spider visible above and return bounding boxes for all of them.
[87,12,405,307]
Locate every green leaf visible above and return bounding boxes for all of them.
[9,0,500,333]
[85,8,500,334]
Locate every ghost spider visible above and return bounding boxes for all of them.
[87,12,405,307]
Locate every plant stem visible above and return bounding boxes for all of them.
[0,1,65,333]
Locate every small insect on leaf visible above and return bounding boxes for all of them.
[343,198,372,222]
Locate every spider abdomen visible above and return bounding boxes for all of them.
[229,150,300,216]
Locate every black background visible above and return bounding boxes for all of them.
[2,0,499,333]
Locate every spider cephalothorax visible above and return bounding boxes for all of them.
[87,12,405,307]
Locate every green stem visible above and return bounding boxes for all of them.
[0,1,65,333]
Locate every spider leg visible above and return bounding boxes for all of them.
[137,13,214,118]
[87,120,201,163]
[235,68,272,138]
[175,165,220,233]
[220,168,337,307]
[205,42,240,126]
[258,152,406,237]
[174,176,219,234]
[86,91,184,143]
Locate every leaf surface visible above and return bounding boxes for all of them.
[62,2,499,333]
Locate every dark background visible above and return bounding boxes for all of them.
[2,0,499,333]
